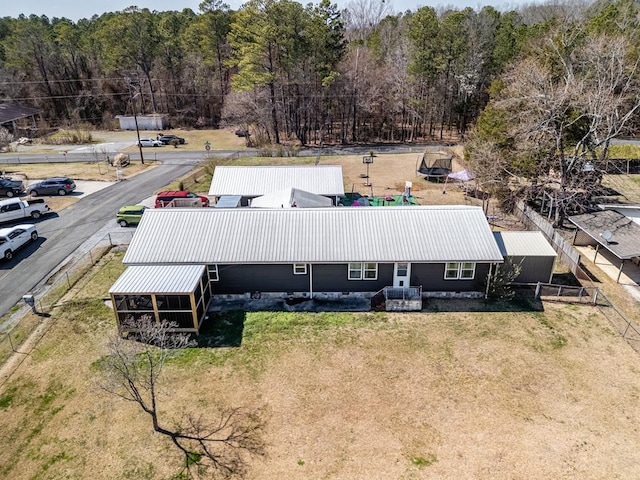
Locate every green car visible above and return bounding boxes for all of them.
[116,205,147,227]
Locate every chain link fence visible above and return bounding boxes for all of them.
[0,229,134,372]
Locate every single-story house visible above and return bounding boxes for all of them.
[569,210,640,282]
[493,231,557,284]
[110,206,506,332]
[250,188,333,208]
[0,103,41,134]
[208,166,345,206]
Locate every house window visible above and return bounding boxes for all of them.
[445,262,476,280]
[348,263,378,280]
[293,263,307,275]
[208,264,219,281]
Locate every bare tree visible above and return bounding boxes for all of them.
[471,27,640,226]
[99,317,264,479]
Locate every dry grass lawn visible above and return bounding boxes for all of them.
[2,132,640,478]
[0,252,639,479]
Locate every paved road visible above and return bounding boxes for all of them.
[0,142,433,166]
[0,162,194,321]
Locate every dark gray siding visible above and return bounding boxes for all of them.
[212,262,491,294]
[411,263,491,292]
[312,264,393,292]
[506,256,555,284]
[214,264,309,294]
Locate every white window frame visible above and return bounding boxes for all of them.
[208,264,219,281]
[293,263,307,275]
[444,262,476,280]
[348,262,378,280]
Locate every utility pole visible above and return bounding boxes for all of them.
[127,79,145,165]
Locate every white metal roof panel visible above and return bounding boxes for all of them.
[208,165,345,197]
[493,231,557,257]
[109,264,205,294]
[250,188,333,208]
[123,206,504,265]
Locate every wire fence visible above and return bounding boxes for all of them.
[0,229,135,372]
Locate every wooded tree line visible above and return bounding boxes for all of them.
[0,0,638,148]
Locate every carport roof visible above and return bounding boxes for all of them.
[568,210,640,260]
[109,264,205,294]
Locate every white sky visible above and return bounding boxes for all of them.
[4,0,543,22]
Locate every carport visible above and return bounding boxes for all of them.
[109,264,211,334]
[569,210,640,283]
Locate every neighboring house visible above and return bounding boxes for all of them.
[598,204,640,225]
[493,231,557,284]
[0,103,41,135]
[569,210,640,282]
[208,166,345,206]
[111,206,507,332]
[250,188,333,208]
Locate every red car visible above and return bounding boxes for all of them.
[155,191,210,208]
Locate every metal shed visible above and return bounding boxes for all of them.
[493,231,557,284]
[109,264,211,334]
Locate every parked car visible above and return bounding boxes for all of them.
[0,224,38,261]
[155,191,210,208]
[158,134,185,145]
[137,138,163,147]
[116,205,147,227]
[0,178,24,197]
[27,177,76,196]
[0,198,50,223]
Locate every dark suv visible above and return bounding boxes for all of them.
[155,191,210,208]
[27,177,76,196]
[158,134,185,145]
[0,178,25,197]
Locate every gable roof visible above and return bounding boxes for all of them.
[208,165,345,197]
[568,210,640,260]
[123,206,504,265]
[0,103,41,125]
[493,231,557,257]
[250,187,333,208]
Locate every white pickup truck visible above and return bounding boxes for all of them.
[0,198,50,223]
[0,224,38,260]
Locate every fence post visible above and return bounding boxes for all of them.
[592,289,598,305]
[535,282,541,299]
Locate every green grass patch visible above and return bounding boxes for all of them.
[411,453,437,467]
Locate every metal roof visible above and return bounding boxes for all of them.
[109,264,205,294]
[215,195,242,208]
[0,103,41,124]
[493,231,557,257]
[569,210,640,260]
[208,165,345,197]
[123,206,504,265]
[250,188,333,208]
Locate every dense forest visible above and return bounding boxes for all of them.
[0,0,639,152]
[1,0,640,224]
